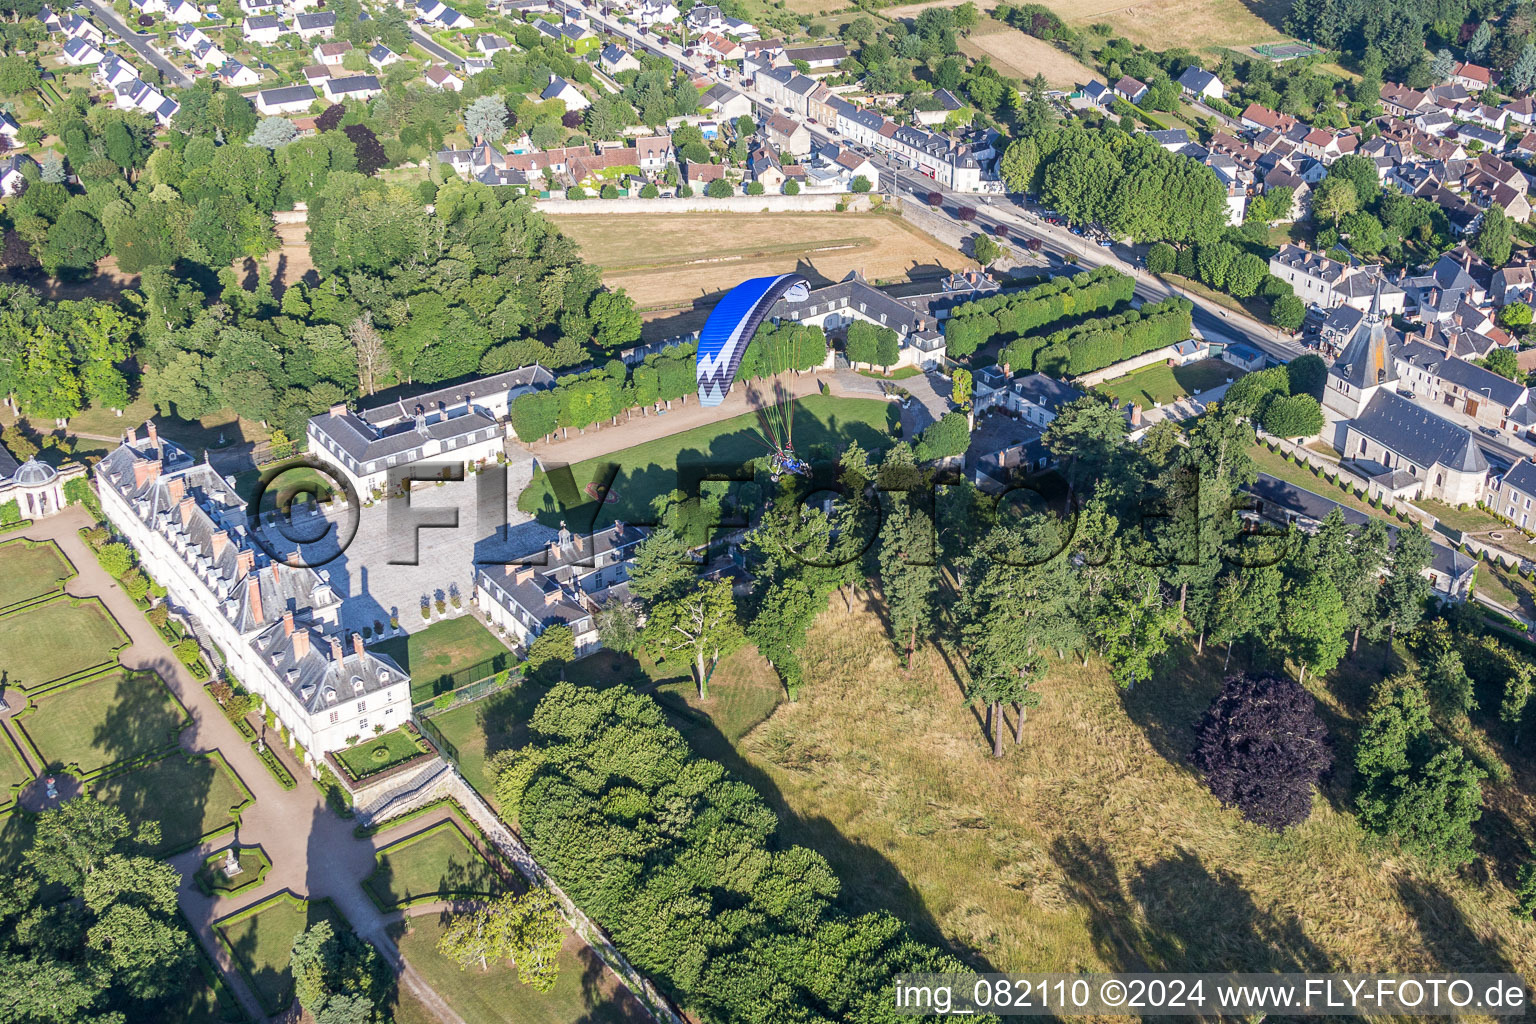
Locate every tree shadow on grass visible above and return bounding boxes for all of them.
[660,688,996,971]
[1392,873,1520,974]
[85,668,190,773]
[1051,838,1334,974]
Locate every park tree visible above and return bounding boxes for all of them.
[1355,676,1485,867]
[291,921,393,1024]
[524,625,574,685]
[643,579,741,697]
[1277,571,1348,684]
[249,116,298,149]
[1312,175,1357,227]
[877,488,938,661]
[1189,672,1333,829]
[437,889,564,990]
[971,233,1002,265]
[914,411,970,461]
[1375,526,1432,642]
[952,367,972,411]
[1476,204,1513,267]
[1145,241,1176,274]
[628,528,695,607]
[705,178,733,198]
[1285,353,1328,399]
[465,94,510,142]
[1262,393,1324,438]
[1271,293,1306,332]
[596,598,642,654]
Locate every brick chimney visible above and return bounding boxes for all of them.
[270,561,281,585]
[292,627,310,660]
[237,549,256,576]
[330,402,347,417]
[133,459,162,489]
[1127,402,1142,427]
[125,425,137,445]
[247,578,263,624]
[353,632,365,658]
[178,496,196,526]
[329,636,344,664]
[167,478,185,504]
[146,421,159,450]
[210,530,228,560]
[283,610,294,637]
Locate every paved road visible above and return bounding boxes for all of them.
[409,25,464,68]
[555,0,1303,368]
[78,0,191,88]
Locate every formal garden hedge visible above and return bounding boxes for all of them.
[943,265,1135,358]
[510,323,830,440]
[1001,296,1194,377]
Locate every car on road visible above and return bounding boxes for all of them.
[1097,238,1112,247]
[1397,388,1414,399]
[1480,426,1502,437]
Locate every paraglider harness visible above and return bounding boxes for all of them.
[769,445,810,480]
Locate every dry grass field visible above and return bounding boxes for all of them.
[548,211,972,313]
[885,0,1289,50]
[669,595,1536,978]
[960,18,1100,86]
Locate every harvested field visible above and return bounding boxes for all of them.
[887,0,1288,50]
[548,211,972,313]
[960,18,1100,86]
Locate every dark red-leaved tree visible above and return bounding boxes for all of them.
[1189,672,1332,831]
[315,103,346,133]
[926,191,941,207]
[562,110,583,128]
[957,206,976,221]
[994,223,1009,238]
[344,123,387,176]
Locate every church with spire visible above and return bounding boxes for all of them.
[1322,284,1400,419]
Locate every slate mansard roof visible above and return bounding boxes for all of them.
[1350,391,1489,475]
[308,365,554,464]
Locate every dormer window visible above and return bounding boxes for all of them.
[351,675,365,693]
[324,687,337,703]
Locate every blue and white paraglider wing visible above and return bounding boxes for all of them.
[695,273,811,407]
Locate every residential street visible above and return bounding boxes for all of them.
[78,0,191,88]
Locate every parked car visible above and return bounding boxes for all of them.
[1097,238,1112,247]
[1480,425,1502,437]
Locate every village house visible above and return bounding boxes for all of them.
[1487,459,1536,529]
[255,83,317,115]
[313,40,352,65]
[1177,65,1224,101]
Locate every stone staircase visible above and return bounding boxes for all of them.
[352,757,454,826]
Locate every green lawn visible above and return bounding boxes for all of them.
[373,617,512,703]
[363,818,503,910]
[857,366,922,380]
[0,597,127,690]
[0,732,32,804]
[334,727,428,781]
[516,395,900,532]
[1419,499,1508,535]
[1475,560,1536,620]
[1247,443,1406,528]
[19,670,187,776]
[0,538,74,610]
[1095,358,1239,408]
[93,753,252,857]
[394,915,649,1024]
[233,458,339,511]
[216,894,342,1016]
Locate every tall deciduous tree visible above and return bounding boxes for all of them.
[437,890,564,990]
[877,489,938,662]
[644,579,741,697]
